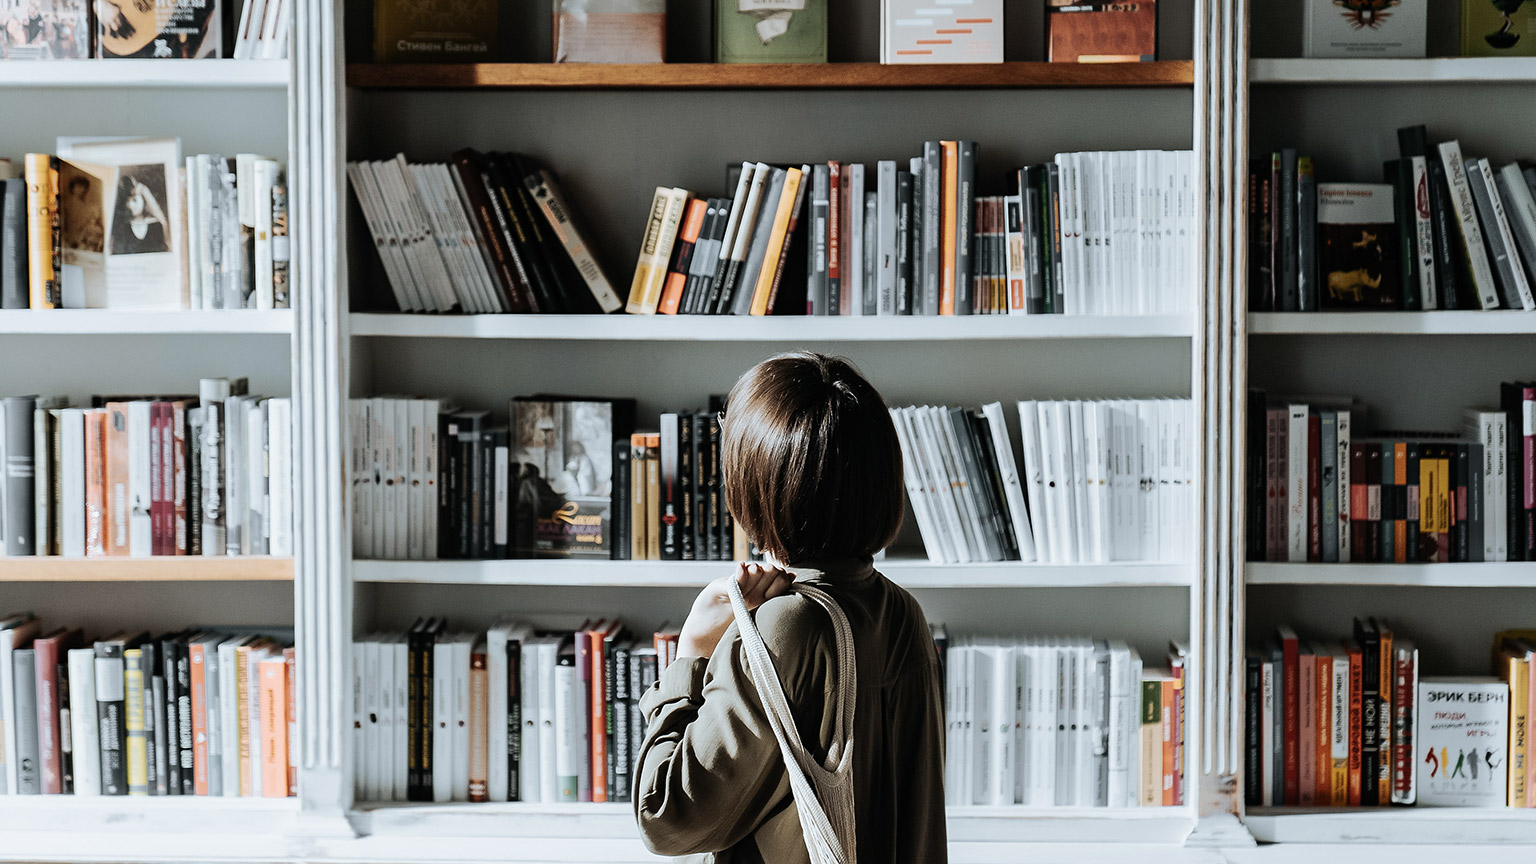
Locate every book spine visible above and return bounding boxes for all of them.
[1281,635,1299,805]
[1438,140,1502,309]
[659,414,680,560]
[1391,646,1416,805]
[1320,412,1338,562]
[35,639,63,794]
[0,179,28,309]
[525,170,622,313]
[95,643,127,795]
[1307,414,1322,562]
[4,396,36,554]
[1279,149,1298,311]
[940,143,958,314]
[1358,628,1379,807]
[125,649,148,796]
[24,154,60,309]
[1347,647,1363,805]
[469,650,488,802]
[1296,156,1317,311]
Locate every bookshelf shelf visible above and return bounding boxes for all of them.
[1246,562,1536,588]
[1248,311,1536,336]
[0,795,301,863]
[0,556,295,582]
[1250,57,1536,85]
[0,59,290,89]
[0,309,294,336]
[351,558,1192,588]
[349,313,1193,341]
[346,60,1195,91]
[1244,806,1536,845]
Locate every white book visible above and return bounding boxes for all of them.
[370,398,391,559]
[350,401,370,558]
[406,163,476,313]
[553,646,579,802]
[1034,640,1060,807]
[1157,401,1179,563]
[362,640,382,801]
[1259,658,1275,807]
[201,634,224,797]
[1303,0,1425,57]
[256,0,286,61]
[1416,677,1509,807]
[267,398,292,556]
[517,635,542,802]
[1033,402,1066,563]
[1330,648,1349,798]
[1082,402,1110,563]
[391,399,409,561]
[1465,409,1508,562]
[66,647,101,796]
[247,647,269,797]
[350,642,366,799]
[219,637,251,797]
[252,159,278,310]
[451,632,471,801]
[908,407,961,564]
[957,644,973,804]
[1052,155,1076,315]
[428,165,497,313]
[535,638,559,802]
[1106,642,1134,808]
[1054,640,1075,805]
[232,0,266,58]
[404,400,424,560]
[127,401,153,557]
[376,639,394,801]
[246,400,268,554]
[1286,404,1308,563]
[1475,158,1536,310]
[1499,162,1536,288]
[392,637,409,800]
[1049,402,1080,563]
[347,162,418,313]
[384,157,458,312]
[361,161,429,312]
[1437,140,1502,310]
[1067,400,1092,562]
[1408,156,1438,309]
[890,408,945,563]
[184,156,204,310]
[59,408,86,557]
[988,643,1015,806]
[225,395,247,557]
[264,0,291,59]
[877,160,898,315]
[1336,409,1352,564]
[917,406,972,563]
[943,640,962,804]
[1015,401,1052,562]
[981,401,1037,563]
[1075,641,1098,807]
[967,645,990,806]
[431,634,453,802]
[1011,643,1029,805]
[1135,401,1158,562]
[847,163,866,316]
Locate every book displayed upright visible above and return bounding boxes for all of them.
[373,0,497,61]
[556,0,665,63]
[881,0,1002,63]
[717,0,828,63]
[1047,0,1158,62]
[1303,0,1426,58]
[95,0,223,58]
[1462,0,1536,56]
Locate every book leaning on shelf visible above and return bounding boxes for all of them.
[0,613,295,797]
[1245,622,1536,810]
[892,399,1193,566]
[0,145,290,311]
[1249,127,1536,313]
[1246,381,1536,563]
[0,379,292,558]
[630,147,1195,317]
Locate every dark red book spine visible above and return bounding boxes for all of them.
[1281,630,1300,806]
[1350,443,1368,562]
[1308,414,1322,562]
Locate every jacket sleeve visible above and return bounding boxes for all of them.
[633,596,832,857]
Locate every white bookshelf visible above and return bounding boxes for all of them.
[0,309,294,335]
[1248,563,1536,588]
[0,59,289,89]
[1243,807,1536,845]
[1250,57,1536,85]
[1249,311,1536,336]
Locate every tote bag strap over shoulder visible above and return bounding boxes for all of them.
[727,572,858,864]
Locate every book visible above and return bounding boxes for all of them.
[1316,183,1398,309]
[555,0,664,63]
[509,397,636,559]
[95,0,222,57]
[882,0,1003,63]
[1438,139,1503,310]
[716,0,827,63]
[0,0,89,58]
[1416,677,1510,805]
[373,0,496,61]
[1303,0,1426,57]
[1462,0,1536,56]
[1047,0,1158,62]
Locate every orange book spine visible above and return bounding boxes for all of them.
[1347,645,1363,806]
[1316,654,1333,805]
[658,198,706,315]
[104,403,131,556]
[84,410,108,556]
[284,647,297,796]
[1161,678,1175,806]
[191,642,210,795]
[24,153,59,309]
[750,168,803,316]
[469,649,488,802]
[1377,629,1393,804]
[1393,443,1408,562]
[939,142,958,315]
[259,657,288,797]
[588,631,607,803]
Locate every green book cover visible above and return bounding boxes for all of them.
[716,0,827,63]
[1462,0,1536,56]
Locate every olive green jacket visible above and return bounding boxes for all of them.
[634,560,947,863]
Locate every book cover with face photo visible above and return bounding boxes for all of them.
[510,397,635,558]
[0,0,90,57]
[94,0,222,58]
[57,138,185,308]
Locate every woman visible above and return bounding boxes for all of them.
[634,352,947,863]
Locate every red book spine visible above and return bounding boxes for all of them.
[34,635,63,794]
[575,629,593,802]
[588,631,607,803]
[1266,408,1284,561]
[172,402,188,555]
[658,199,705,315]
[1308,415,1322,562]
[160,403,176,556]
[1282,633,1300,806]
[1316,654,1333,805]
[1298,652,1316,806]
[1347,646,1363,806]
[827,161,841,311]
[1171,661,1184,806]
[149,403,165,556]
[284,648,298,796]
[190,642,210,795]
[1349,443,1368,562]
[1392,648,1415,802]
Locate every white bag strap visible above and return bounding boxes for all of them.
[728,573,858,864]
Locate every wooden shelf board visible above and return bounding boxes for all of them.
[0,309,294,335]
[349,312,1194,341]
[1251,57,1536,85]
[1245,806,1536,845]
[0,59,289,88]
[1249,311,1536,335]
[347,60,1195,91]
[0,556,295,582]
[1247,562,1536,588]
[352,558,1191,588]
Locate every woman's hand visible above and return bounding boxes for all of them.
[677,563,795,660]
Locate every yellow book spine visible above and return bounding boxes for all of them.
[640,189,688,313]
[236,647,252,796]
[24,153,59,309]
[749,168,803,316]
[626,188,669,314]
[940,142,958,315]
[1510,656,1530,808]
[124,648,147,795]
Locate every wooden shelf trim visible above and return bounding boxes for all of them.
[347,60,1195,91]
[0,556,295,582]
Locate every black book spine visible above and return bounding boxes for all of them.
[1,179,27,308]
[948,407,1002,561]
[1355,621,1380,807]
[160,638,182,795]
[1468,442,1485,563]
[1406,441,1423,562]
[612,643,631,803]
[604,639,617,802]
[1397,125,1462,309]
[678,417,694,560]
[679,199,714,315]
[1279,149,1299,312]
[506,637,521,802]
[1244,654,1261,806]
[507,155,578,314]
[659,413,681,560]
[689,413,708,561]
[491,428,509,560]
[1452,443,1469,563]
[611,439,631,560]
[1044,162,1064,315]
[95,641,128,795]
[955,141,977,316]
[481,429,496,558]
[970,411,1019,560]
[1247,389,1267,561]
[406,627,424,800]
[417,626,439,800]
[1503,383,1526,561]
[896,171,914,316]
[175,641,193,795]
[706,413,724,560]
[57,660,73,795]
[439,411,456,559]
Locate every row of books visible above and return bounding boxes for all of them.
[1245,382,1535,564]
[894,399,1192,566]
[0,0,286,60]
[940,634,1186,809]
[1244,622,1536,809]
[380,0,1157,64]
[1304,0,1536,58]
[351,618,679,803]
[349,151,618,317]
[1249,126,1536,313]
[0,144,289,311]
[629,148,1194,319]
[0,378,291,558]
[0,613,295,797]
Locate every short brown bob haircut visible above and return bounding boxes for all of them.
[722,352,904,565]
